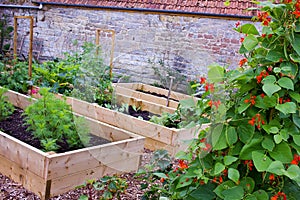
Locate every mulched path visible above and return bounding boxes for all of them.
[0,149,157,200]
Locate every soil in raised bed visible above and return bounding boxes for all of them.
[127,105,158,121]
[0,107,111,153]
[136,89,179,102]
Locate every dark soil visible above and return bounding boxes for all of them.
[128,105,157,121]
[0,107,110,153]
[136,89,179,102]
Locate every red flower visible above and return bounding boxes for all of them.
[239,58,247,67]
[178,160,188,169]
[244,160,253,171]
[244,95,256,105]
[267,66,273,72]
[261,33,266,38]
[260,93,265,98]
[293,10,300,18]
[268,34,273,38]
[205,83,214,92]
[160,178,165,183]
[248,118,256,126]
[209,100,221,109]
[269,174,275,181]
[240,37,244,43]
[279,98,283,104]
[256,70,269,83]
[291,154,300,165]
[200,77,206,84]
[272,192,287,200]
[235,21,241,27]
[203,143,212,151]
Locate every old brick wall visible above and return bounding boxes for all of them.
[1,6,248,92]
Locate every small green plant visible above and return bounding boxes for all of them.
[0,87,15,121]
[150,98,210,129]
[79,175,128,200]
[23,88,90,152]
[0,60,30,94]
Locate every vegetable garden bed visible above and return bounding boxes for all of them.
[113,82,198,109]
[0,88,145,200]
[40,92,208,156]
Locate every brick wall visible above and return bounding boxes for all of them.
[1,6,249,92]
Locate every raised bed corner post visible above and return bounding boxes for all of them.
[95,29,115,78]
[13,16,34,88]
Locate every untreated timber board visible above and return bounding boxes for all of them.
[1,88,145,199]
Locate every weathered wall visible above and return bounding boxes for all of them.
[1,6,248,91]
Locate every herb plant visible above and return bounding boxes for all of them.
[142,1,300,199]
[0,87,15,121]
[0,14,13,60]
[23,88,90,152]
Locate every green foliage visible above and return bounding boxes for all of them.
[150,97,210,129]
[143,1,300,199]
[33,42,113,106]
[0,60,30,94]
[0,87,15,121]
[23,88,90,152]
[79,175,128,200]
[0,14,13,60]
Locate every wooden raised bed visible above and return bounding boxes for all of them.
[0,89,145,200]
[53,94,208,156]
[114,82,198,109]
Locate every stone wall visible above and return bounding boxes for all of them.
[1,6,250,92]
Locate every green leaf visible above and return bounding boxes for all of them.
[262,75,277,84]
[290,91,300,103]
[292,134,300,146]
[240,177,255,194]
[269,142,293,163]
[240,136,263,160]
[240,24,260,35]
[243,35,258,51]
[274,134,283,144]
[212,124,228,151]
[252,190,269,200]
[153,173,168,179]
[285,165,300,183]
[238,101,251,114]
[224,156,238,166]
[213,162,225,176]
[275,102,297,115]
[238,123,255,144]
[179,98,195,108]
[78,195,88,200]
[266,47,285,62]
[176,176,193,189]
[214,181,235,199]
[290,33,300,56]
[228,168,240,184]
[222,186,244,200]
[252,151,272,172]
[293,113,300,129]
[208,65,224,83]
[262,83,281,97]
[278,77,294,90]
[188,183,216,200]
[262,136,275,151]
[267,161,285,175]
[226,127,238,147]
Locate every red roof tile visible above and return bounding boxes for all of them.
[32,0,258,17]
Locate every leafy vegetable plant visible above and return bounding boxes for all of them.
[0,60,30,94]
[23,88,90,152]
[0,87,15,121]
